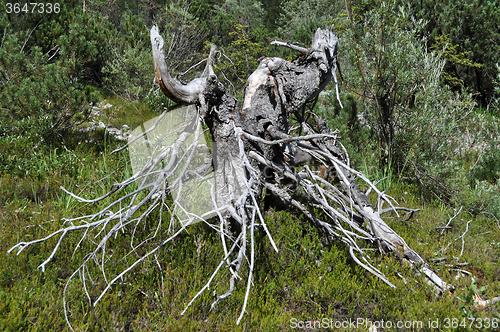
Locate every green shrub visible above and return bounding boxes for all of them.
[407,0,500,105]
[0,33,96,132]
[101,12,153,101]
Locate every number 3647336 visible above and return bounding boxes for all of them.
[6,3,60,14]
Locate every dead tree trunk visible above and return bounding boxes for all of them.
[151,24,451,290]
[9,25,452,329]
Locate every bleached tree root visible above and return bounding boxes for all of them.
[8,25,453,329]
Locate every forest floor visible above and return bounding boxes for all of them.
[1,96,499,331]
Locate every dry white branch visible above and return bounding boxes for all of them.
[457,220,473,257]
[441,206,463,235]
[474,295,500,308]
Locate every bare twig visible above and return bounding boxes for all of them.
[456,220,473,257]
[441,206,463,235]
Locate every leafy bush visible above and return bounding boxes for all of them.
[336,2,473,193]
[406,0,500,105]
[102,12,153,101]
[429,34,483,88]
[0,2,110,173]
[215,0,265,32]
[0,3,114,181]
[279,0,343,42]
[0,32,96,132]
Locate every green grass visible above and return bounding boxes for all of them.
[1,100,499,331]
[2,179,499,331]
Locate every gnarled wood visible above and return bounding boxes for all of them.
[151,24,209,104]
[151,25,452,293]
[9,25,453,330]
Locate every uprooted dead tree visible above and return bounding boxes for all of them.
[9,25,453,327]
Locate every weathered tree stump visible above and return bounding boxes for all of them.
[9,24,452,328]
